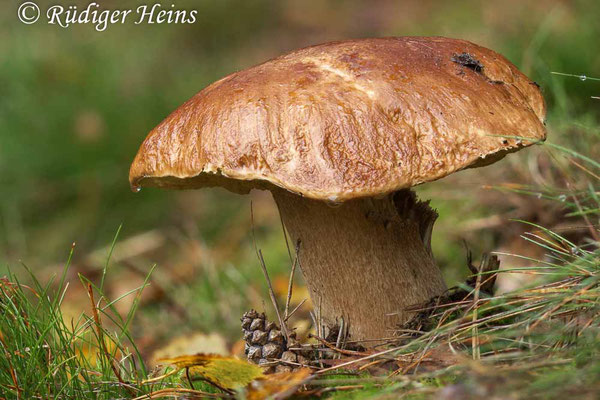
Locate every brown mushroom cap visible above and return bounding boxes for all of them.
[129,36,546,201]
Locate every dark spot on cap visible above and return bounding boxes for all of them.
[451,52,484,73]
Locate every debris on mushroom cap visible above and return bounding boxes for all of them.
[129,36,547,202]
[451,52,485,73]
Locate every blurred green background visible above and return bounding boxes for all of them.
[1,0,599,357]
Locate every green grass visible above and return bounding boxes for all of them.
[1,138,599,399]
[0,230,285,399]
[0,244,171,399]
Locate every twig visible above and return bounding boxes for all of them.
[391,350,426,376]
[309,312,318,336]
[195,377,235,395]
[471,254,485,360]
[276,358,319,369]
[257,250,288,339]
[316,346,403,374]
[317,298,323,339]
[277,203,294,264]
[284,240,301,321]
[185,368,195,390]
[141,368,179,384]
[408,333,441,374]
[340,337,404,345]
[251,202,288,338]
[308,334,370,357]
[285,298,307,322]
[335,317,345,358]
[357,359,387,371]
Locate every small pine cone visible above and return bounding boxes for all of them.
[268,329,284,346]
[263,343,283,359]
[265,320,277,331]
[247,346,262,361]
[241,317,253,330]
[251,330,269,345]
[241,309,314,371]
[250,317,264,331]
[241,310,271,364]
[280,351,297,363]
[243,310,259,319]
[281,335,312,363]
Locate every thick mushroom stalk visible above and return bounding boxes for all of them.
[273,188,446,341]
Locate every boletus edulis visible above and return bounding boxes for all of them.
[129,37,547,343]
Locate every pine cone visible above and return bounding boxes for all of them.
[241,309,312,372]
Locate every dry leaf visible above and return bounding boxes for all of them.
[246,368,312,400]
[159,353,264,390]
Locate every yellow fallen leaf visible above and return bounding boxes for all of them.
[159,353,264,390]
[246,368,312,400]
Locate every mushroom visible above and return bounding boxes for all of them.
[129,37,546,342]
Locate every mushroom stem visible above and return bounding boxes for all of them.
[273,189,446,343]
